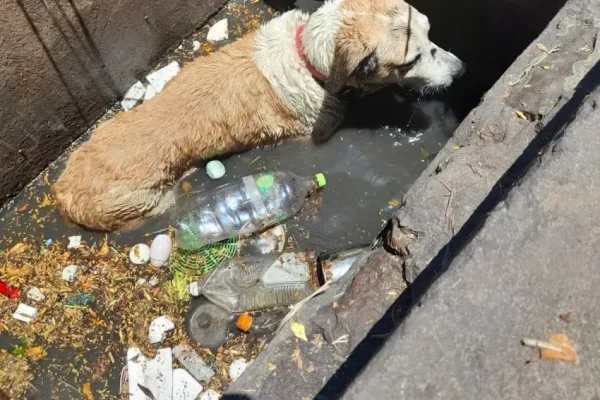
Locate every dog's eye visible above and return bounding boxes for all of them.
[398,54,421,71]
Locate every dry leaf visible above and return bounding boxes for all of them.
[516,111,527,120]
[540,333,578,364]
[182,182,192,193]
[17,204,29,213]
[290,346,303,370]
[290,321,308,342]
[332,301,339,309]
[559,312,572,323]
[82,382,94,400]
[537,43,548,53]
[388,199,400,208]
[39,193,53,208]
[97,236,110,257]
[25,346,46,361]
[267,363,277,371]
[305,362,315,373]
[9,243,28,254]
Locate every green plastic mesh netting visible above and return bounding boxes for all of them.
[168,238,238,298]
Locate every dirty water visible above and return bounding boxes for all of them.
[0,0,461,397]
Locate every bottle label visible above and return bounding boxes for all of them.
[243,176,268,218]
[256,174,274,193]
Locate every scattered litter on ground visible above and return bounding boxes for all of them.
[559,312,572,323]
[144,85,157,102]
[147,61,181,93]
[193,41,201,52]
[130,243,151,265]
[127,347,173,399]
[200,389,220,400]
[290,321,308,342]
[12,303,37,323]
[522,334,579,364]
[236,313,253,332]
[67,235,82,249]
[121,81,146,111]
[149,315,175,344]
[174,368,203,400]
[229,358,250,382]
[149,275,160,287]
[150,234,173,267]
[206,160,226,180]
[26,287,45,302]
[61,264,79,282]
[207,19,229,42]
[173,344,216,382]
[0,279,20,299]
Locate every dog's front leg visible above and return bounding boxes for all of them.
[310,93,347,144]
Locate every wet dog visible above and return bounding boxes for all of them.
[54,0,465,230]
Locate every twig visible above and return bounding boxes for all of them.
[508,45,560,87]
[278,280,332,331]
[522,338,563,353]
[58,379,82,396]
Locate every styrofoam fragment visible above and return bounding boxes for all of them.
[121,81,146,111]
[146,62,180,93]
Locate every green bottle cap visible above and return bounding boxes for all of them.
[315,173,326,188]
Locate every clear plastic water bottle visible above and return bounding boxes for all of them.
[186,247,367,312]
[172,171,326,250]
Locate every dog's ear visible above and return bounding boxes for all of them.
[325,41,378,95]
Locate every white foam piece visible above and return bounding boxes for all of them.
[147,62,180,93]
[121,81,146,111]
[173,369,202,400]
[127,347,173,400]
[207,19,228,42]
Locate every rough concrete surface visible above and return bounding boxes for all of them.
[0,0,227,203]
[226,0,600,398]
[344,65,600,400]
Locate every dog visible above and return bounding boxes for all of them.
[53,0,465,231]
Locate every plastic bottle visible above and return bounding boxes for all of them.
[172,171,327,250]
[187,246,368,313]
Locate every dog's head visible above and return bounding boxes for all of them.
[304,0,466,94]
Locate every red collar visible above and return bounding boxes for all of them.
[295,25,326,82]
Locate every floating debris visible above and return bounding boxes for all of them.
[150,234,173,267]
[174,368,203,400]
[26,287,45,302]
[121,81,146,111]
[130,243,151,265]
[207,19,229,42]
[147,61,180,92]
[149,315,175,344]
[173,344,215,382]
[67,235,82,249]
[200,389,220,400]
[61,265,79,283]
[127,347,173,400]
[229,358,250,382]
[13,304,37,323]
[206,160,226,180]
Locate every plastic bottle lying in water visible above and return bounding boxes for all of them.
[187,246,368,313]
[172,171,327,250]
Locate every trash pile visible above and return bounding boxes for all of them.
[0,168,368,398]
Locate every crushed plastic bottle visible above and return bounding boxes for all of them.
[188,246,367,313]
[172,171,326,250]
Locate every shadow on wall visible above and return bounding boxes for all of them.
[0,0,228,204]
[410,0,569,117]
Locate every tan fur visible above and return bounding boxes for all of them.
[54,34,302,231]
[54,0,464,231]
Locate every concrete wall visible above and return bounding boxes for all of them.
[0,0,227,204]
